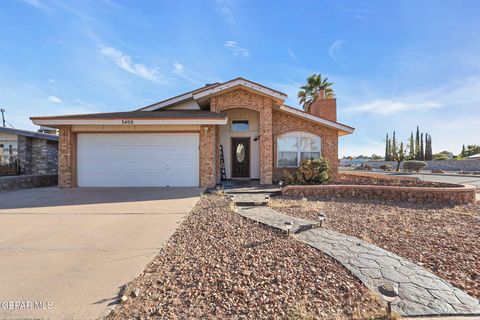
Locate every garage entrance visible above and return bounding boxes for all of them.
[77,133,199,187]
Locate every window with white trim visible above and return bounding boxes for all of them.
[277,132,321,167]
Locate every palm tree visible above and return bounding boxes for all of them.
[297,74,334,112]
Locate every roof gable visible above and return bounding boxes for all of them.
[139,77,287,111]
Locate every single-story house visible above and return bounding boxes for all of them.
[0,126,58,175]
[31,77,354,188]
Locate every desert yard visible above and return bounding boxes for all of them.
[270,197,480,300]
[107,195,384,319]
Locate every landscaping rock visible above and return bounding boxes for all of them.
[106,195,383,319]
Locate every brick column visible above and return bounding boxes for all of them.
[58,126,73,188]
[199,125,216,188]
[259,98,273,184]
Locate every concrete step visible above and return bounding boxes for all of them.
[230,193,271,206]
[235,206,320,234]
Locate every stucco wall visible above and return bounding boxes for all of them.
[272,110,339,181]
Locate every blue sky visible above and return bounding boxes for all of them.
[1,0,479,157]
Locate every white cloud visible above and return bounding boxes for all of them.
[348,99,442,115]
[328,39,346,68]
[172,62,209,85]
[288,47,297,63]
[48,95,62,104]
[215,0,235,25]
[224,41,250,57]
[99,46,163,82]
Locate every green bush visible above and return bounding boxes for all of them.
[282,158,330,185]
[402,160,427,172]
[433,154,449,160]
[380,164,393,171]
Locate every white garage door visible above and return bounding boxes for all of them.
[77,133,199,187]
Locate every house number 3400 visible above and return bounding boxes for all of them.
[121,120,134,125]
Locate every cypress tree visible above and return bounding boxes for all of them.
[415,126,420,160]
[387,139,392,161]
[409,132,415,160]
[461,145,466,157]
[420,133,425,160]
[385,133,389,160]
[425,134,433,161]
[392,131,397,160]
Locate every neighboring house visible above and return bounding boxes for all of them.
[467,153,480,159]
[0,127,58,175]
[31,77,354,188]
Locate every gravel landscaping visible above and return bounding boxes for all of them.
[107,195,384,320]
[270,197,480,299]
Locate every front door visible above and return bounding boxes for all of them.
[231,138,250,178]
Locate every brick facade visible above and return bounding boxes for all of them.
[309,98,337,122]
[58,126,73,188]
[199,125,216,188]
[272,110,339,181]
[211,89,274,184]
[54,89,342,188]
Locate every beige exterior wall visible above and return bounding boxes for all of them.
[71,124,200,132]
[219,108,260,179]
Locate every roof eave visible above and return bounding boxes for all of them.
[192,78,287,102]
[30,117,228,127]
[278,105,355,136]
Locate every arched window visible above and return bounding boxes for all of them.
[277,132,321,167]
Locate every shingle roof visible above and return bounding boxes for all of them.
[0,126,59,141]
[30,110,227,120]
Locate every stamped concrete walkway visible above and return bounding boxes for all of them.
[235,203,480,317]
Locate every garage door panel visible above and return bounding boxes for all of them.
[78,173,198,187]
[77,133,199,187]
[78,159,199,175]
[78,145,198,160]
[79,134,198,146]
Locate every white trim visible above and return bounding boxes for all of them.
[31,118,228,126]
[192,79,287,101]
[139,93,194,111]
[279,105,354,134]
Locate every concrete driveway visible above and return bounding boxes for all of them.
[0,187,201,320]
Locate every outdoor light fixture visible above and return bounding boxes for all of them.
[284,221,293,236]
[378,283,399,316]
[317,212,326,227]
[203,127,209,133]
[278,181,284,187]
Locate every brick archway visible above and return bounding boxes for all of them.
[211,89,274,184]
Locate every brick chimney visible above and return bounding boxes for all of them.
[307,89,337,122]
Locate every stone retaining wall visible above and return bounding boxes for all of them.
[0,174,58,192]
[282,184,477,205]
[364,159,480,172]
